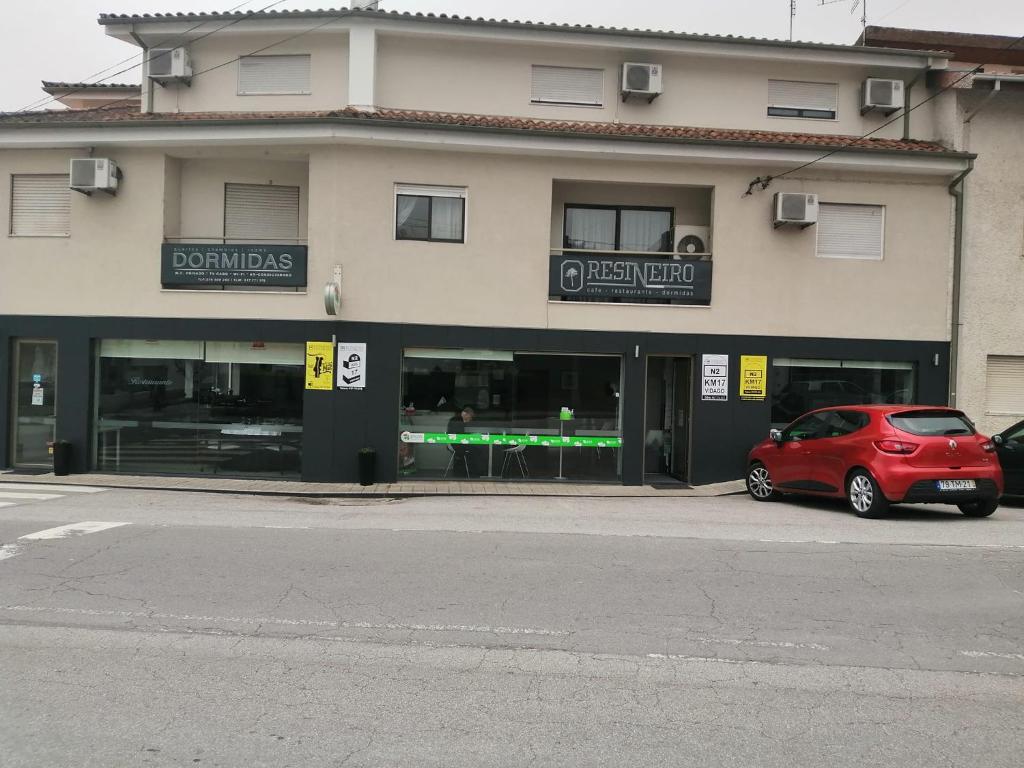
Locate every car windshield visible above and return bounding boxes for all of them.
[888,410,975,437]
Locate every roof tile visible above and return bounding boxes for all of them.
[0,104,955,154]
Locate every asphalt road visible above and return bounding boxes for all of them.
[0,487,1022,767]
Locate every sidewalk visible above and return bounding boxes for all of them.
[0,471,745,499]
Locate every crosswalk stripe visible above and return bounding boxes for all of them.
[0,502,15,508]
[0,492,63,501]
[0,483,107,494]
[19,521,130,541]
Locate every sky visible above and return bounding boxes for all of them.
[3,0,1022,111]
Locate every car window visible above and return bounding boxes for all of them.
[820,410,868,438]
[888,410,976,437]
[783,413,830,441]
[1007,422,1024,442]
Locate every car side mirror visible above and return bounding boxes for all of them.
[769,428,783,444]
[992,434,1004,446]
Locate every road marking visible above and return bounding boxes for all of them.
[689,636,830,651]
[0,483,107,494]
[0,502,15,508]
[0,492,63,501]
[759,539,840,545]
[0,522,129,563]
[0,604,568,637]
[18,522,129,541]
[960,650,1024,661]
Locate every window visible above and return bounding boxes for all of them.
[767,79,838,119]
[531,65,604,106]
[399,348,622,481]
[238,54,311,95]
[816,204,884,260]
[821,410,870,437]
[888,410,975,437]
[94,339,304,477]
[224,183,300,241]
[563,205,673,253]
[395,184,466,243]
[986,355,1024,414]
[782,412,831,441]
[10,174,70,236]
[772,358,915,426]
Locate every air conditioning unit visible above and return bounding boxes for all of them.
[861,78,904,115]
[69,158,119,195]
[773,192,818,229]
[148,47,192,84]
[621,62,663,102]
[673,225,711,258]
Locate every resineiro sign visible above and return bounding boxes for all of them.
[549,254,712,303]
[161,243,308,288]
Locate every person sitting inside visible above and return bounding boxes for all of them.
[446,406,476,477]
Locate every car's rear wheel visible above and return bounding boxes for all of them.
[746,462,780,502]
[847,470,889,518]
[957,499,999,517]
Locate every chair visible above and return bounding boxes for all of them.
[500,444,529,479]
[443,444,470,479]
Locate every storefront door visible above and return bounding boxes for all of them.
[10,339,58,467]
[644,356,692,482]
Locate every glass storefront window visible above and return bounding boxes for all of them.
[93,340,303,477]
[11,340,58,466]
[399,349,623,482]
[771,358,916,426]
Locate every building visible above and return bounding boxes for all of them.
[0,5,975,486]
[862,27,1024,438]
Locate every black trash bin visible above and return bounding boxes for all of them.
[51,440,72,476]
[357,447,376,486]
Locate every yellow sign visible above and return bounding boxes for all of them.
[305,341,335,390]
[740,355,768,401]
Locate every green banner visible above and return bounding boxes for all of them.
[400,431,622,449]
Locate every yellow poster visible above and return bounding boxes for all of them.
[740,355,768,401]
[305,341,335,390]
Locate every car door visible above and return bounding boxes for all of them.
[809,410,869,493]
[771,412,829,490]
[997,420,1024,495]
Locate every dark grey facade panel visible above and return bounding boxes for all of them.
[0,314,950,486]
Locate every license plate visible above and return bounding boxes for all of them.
[936,479,976,491]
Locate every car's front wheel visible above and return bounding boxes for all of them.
[847,470,889,518]
[957,499,999,517]
[746,462,780,502]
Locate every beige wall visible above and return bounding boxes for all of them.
[954,95,1024,433]
[151,32,348,113]
[2,144,953,343]
[375,33,934,141]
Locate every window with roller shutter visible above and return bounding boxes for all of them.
[10,174,71,237]
[768,79,838,119]
[530,65,604,106]
[986,356,1024,415]
[237,55,311,95]
[223,183,300,241]
[816,203,885,260]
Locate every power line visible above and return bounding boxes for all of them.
[15,0,262,113]
[744,31,1024,196]
[11,0,290,115]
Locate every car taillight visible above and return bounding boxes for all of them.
[874,439,918,454]
[980,440,996,453]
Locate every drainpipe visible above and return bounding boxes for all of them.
[947,159,974,407]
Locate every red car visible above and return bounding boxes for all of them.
[746,406,1003,518]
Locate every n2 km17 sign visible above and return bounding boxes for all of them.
[701,354,729,402]
[337,342,367,390]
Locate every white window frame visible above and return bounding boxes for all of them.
[530,65,605,108]
[815,203,885,261]
[767,79,839,121]
[237,54,312,96]
[393,184,468,244]
[9,174,71,238]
